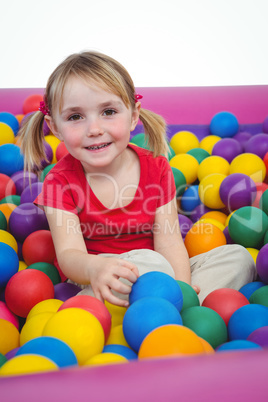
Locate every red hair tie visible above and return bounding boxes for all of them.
[134,94,143,103]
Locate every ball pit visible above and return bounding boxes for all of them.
[1,86,268,400]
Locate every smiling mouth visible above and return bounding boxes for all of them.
[86,142,112,151]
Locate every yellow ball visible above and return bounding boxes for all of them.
[105,301,127,327]
[42,308,105,365]
[18,261,28,271]
[170,154,199,184]
[106,324,129,347]
[169,131,199,154]
[225,210,236,227]
[83,352,128,366]
[20,312,55,346]
[195,218,225,231]
[198,156,230,181]
[0,122,15,145]
[230,153,266,183]
[246,248,259,264]
[0,229,18,253]
[44,134,61,164]
[200,135,221,154]
[199,173,227,209]
[0,354,58,376]
[0,318,20,355]
[27,299,63,321]
[201,210,227,226]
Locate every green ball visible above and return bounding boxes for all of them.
[181,306,228,349]
[259,189,268,215]
[130,133,149,150]
[0,352,7,368]
[0,195,21,206]
[187,148,210,164]
[249,286,268,307]
[263,229,268,245]
[0,210,7,231]
[176,280,200,311]
[26,262,61,285]
[167,144,176,161]
[171,167,187,197]
[40,164,56,181]
[228,206,268,248]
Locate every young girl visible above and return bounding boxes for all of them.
[19,51,256,306]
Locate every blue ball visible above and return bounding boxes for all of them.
[0,144,24,176]
[228,304,268,340]
[15,336,78,368]
[0,243,19,287]
[216,339,262,352]
[102,344,138,360]
[129,271,183,311]
[123,297,183,352]
[210,111,239,138]
[239,281,266,299]
[0,112,20,135]
[180,185,201,213]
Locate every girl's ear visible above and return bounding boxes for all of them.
[130,102,141,132]
[45,116,63,141]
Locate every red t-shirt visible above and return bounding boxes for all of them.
[35,144,176,254]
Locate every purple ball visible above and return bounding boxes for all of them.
[233,131,252,151]
[5,347,20,360]
[223,226,234,244]
[11,170,38,195]
[256,244,268,284]
[219,173,256,211]
[54,282,81,301]
[190,204,211,223]
[43,120,50,135]
[244,133,268,159]
[40,141,53,168]
[8,203,49,242]
[20,182,43,204]
[263,116,268,134]
[212,138,243,163]
[178,214,193,239]
[247,326,268,347]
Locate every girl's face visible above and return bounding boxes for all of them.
[46,76,140,173]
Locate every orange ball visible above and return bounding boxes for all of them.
[184,222,227,258]
[201,211,227,226]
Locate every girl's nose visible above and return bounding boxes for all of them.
[87,117,104,136]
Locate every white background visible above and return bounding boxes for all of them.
[1,0,267,88]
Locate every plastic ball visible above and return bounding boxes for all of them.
[230,153,266,183]
[0,301,19,330]
[223,226,234,244]
[239,281,266,299]
[0,122,15,145]
[0,354,58,376]
[0,194,20,206]
[178,214,193,239]
[0,173,16,200]
[0,243,19,287]
[15,336,78,368]
[202,288,249,326]
[44,134,61,164]
[102,344,138,360]
[104,302,127,328]
[0,353,7,368]
[176,280,200,311]
[263,117,268,133]
[244,133,268,159]
[228,304,268,340]
[0,229,18,252]
[187,148,210,163]
[0,318,20,355]
[249,286,268,307]
[22,94,44,115]
[169,154,199,184]
[247,326,268,347]
[83,352,128,366]
[27,299,63,321]
[40,141,53,169]
[42,307,105,365]
[216,340,262,352]
[212,138,243,163]
[130,133,149,149]
[198,156,229,181]
[233,131,252,151]
[199,173,226,209]
[56,141,69,161]
[0,112,20,135]
[228,206,268,248]
[5,269,55,317]
[194,218,225,232]
[26,262,61,285]
[181,306,228,348]
[0,211,7,230]
[20,182,43,204]
[20,312,55,345]
[169,131,199,154]
[256,244,268,283]
[259,189,268,215]
[138,324,207,359]
[171,167,187,197]
[11,170,38,195]
[190,204,212,222]
[184,222,226,258]
[40,163,56,182]
[0,144,24,176]
[106,324,129,346]
[58,295,112,342]
[129,271,183,311]
[0,203,17,224]
[53,282,81,302]
[200,135,221,154]
[22,230,56,266]
[9,203,49,243]
[219,173,256,211]
[253,182,268,208]
[123,297,183,352]
[201,210,227,225]
[246,247,259,263]
[180,185,201,213]
[210,111,239,138]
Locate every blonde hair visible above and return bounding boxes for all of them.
[19,51,168,172]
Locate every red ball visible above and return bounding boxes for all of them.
[263,151,268,173]
[5,269,54,317]
[58,295,111,341]
[23,94,44,115]
[0,173,16,200]
[253,182,268,208]
[56,142,69,161]
[22,230,56,266]
[202,288,250,325]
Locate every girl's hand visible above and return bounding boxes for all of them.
[193,284,200,295]
[89,256,139,307]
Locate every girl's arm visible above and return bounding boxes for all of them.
[153,196,192,285]
[44,206,139,306]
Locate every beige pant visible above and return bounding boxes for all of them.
[76,245,256,304]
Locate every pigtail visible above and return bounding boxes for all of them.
[19,111,47,173]
[139,108,169,158]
